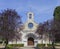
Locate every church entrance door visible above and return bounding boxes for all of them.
[28,37,34,46]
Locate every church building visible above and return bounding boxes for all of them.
[9,12,52,47]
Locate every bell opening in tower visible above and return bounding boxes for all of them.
[29,14,32,19]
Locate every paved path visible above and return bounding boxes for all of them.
[15,46,40,49]
[18,47,60,49]
[19,47,35,49]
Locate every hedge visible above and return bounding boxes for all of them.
[37,44,45,47]
[7,44,24,47]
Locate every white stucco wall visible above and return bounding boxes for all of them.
[8,12,52,47]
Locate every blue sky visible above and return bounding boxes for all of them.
[0,0,60,24]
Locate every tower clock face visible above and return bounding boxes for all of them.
[28,23,33,28]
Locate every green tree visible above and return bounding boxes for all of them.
[53,6,60,21]
[53,6,60,42]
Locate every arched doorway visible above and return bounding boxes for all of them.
[28,37,34,46]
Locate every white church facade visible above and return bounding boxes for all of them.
[9,12,52,47]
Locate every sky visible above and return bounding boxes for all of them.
[0,0,60,24]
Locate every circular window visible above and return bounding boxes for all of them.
[28,23,33,28]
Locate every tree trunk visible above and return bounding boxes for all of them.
[5,38,8,49]
[52,41,55,49]
[41,35,43,44]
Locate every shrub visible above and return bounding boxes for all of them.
[7,44,24,48]
[37,44,45,47]
[47,44,52,47]
[47,44,60,47]
[0,41,2,43]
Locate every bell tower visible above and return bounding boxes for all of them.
[27,12,34,21]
